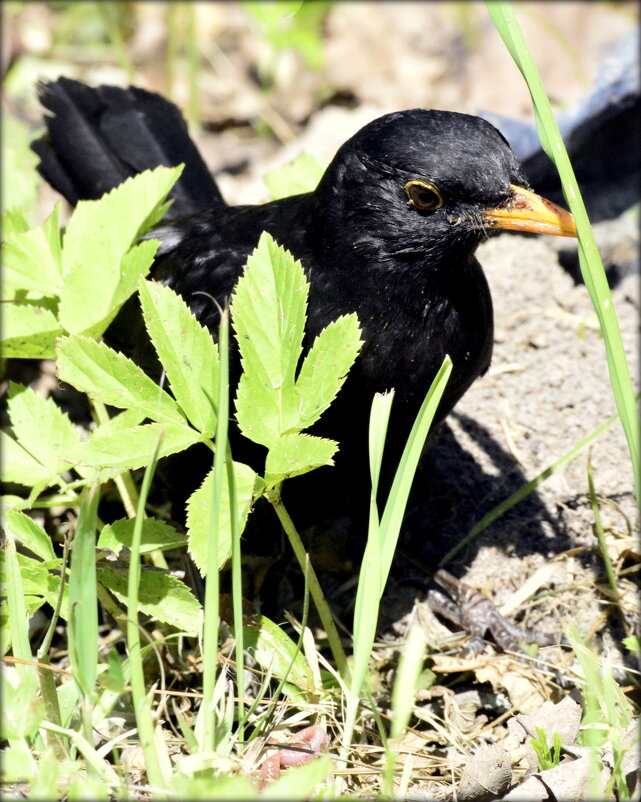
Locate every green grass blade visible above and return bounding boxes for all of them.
[199,307,230,753]
[68,484,100,701]
[342,359,451,766]
[384,623,427,794]
[379,356,453,578]
[272,498,349,678]
[126,432,168,794]
[486,0,640,507]
[342,392,394,756]
[228,446,245,741]
[4,530,38,696]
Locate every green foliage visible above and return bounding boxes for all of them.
[243,1,333,74]
[2,165,364,681]
[242,613,315,699]
[57,335,185,424]
[530,726,562,771]
[2,513,66,639]
[7,382,79,476]
[186,461,258,576]
[2,166,181,355]
[97,517,187,555]
[264,152,326,199]
[2,160,365,784]
[3,381,79,490]
[569,626,634,800]
[342,358,452,758]
[231,231,362,481]
[98,564,201,636]
[139,279,220,434]
[67,485,100,698]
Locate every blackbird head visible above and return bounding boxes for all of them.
[314,108,576,272]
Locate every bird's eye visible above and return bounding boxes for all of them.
[404,180,443,212]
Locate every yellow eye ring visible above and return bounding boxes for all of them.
[405,180,443,211]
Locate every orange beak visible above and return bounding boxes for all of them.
[484,184,577,238]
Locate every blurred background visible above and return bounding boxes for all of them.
[3,1,638,213]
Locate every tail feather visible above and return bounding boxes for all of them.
[31,77,224,217]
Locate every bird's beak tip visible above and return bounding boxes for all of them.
[484,184,577,238]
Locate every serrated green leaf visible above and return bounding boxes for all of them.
[139,279,219,434]
[0,431,57,487]
[264,152,326,200]
[43,203,63,275]
[2,226,62,297]
[1,495,30,513]
[265,432,337,480]
[295,313,362,428]
[0,304,63,358]
[59,239,158,337]
[98,518,186,556]
[57,166,180,335]
[70,421,201,474]
[231,232,309,447]
[243,614,314,696]
[70,407,149,482]
[56,335,184,424]
[95,406,147,434]
[186,461,257,575]
[4,511,56,561]
[0,551,62,607]
[2,208,30,236]
[97,566,200,635]
[60,166,182,279]
[7,382,80,475]
[233,372,279,447]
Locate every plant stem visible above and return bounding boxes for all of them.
[91,399,168,569]
[228,449,245,743]
[126,433,168,795]
[270,496,349,680]
[199,309,230,753]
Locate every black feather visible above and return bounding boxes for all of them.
[31,77,223,217]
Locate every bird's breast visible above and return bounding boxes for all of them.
[308,257,494,418]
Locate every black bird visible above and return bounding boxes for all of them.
[32,78,576,521]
